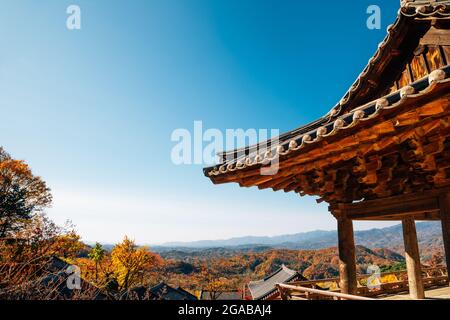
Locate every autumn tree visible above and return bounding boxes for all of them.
[0,147,52,238]
[197,266,234,300]
[89,242,105,281]
[0,213,85,296]
[111,236,162,291]
[3,213,83,263]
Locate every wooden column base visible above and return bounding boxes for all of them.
[337,217,357,295]
[402,218,425,299]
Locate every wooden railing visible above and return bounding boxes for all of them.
[277,266,448,300]
[277,283,376,300]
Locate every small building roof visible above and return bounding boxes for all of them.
[248,265,306,300]
[126,282,197,300]
[6,256,107,300]
[200,290,242,300]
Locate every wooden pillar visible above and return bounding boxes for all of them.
[438,193,450,284]
[337,217,357,295]
[402,218,425,299]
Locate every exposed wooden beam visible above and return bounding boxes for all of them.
[353,211,440,221]
[402,218,425,299]
[214,115,450,205]
[341,187,450,220]
[211,97,450,187]
[347,199,438,220]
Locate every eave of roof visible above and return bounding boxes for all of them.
[332,0,450,116]
[205,67,450,179]
[248,265,303,300]
[207,1,450,171]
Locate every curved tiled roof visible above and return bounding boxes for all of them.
[248,265,305,300]
[205,1,450,178]
[330,0,450,118]
[206,67,450,177]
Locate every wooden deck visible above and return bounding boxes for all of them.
[382,286,450,300]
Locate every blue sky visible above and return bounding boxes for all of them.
[0,1,401,244]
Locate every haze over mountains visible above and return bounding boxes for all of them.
[96,222,444,282]
[156,222,443,253]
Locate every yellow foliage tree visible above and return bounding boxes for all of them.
[197,267,234,300]
[111,236,162,291]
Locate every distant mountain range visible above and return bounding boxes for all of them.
[94,223,444,285]
[155,222,444,255]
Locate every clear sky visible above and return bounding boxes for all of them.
[0,1,401,244]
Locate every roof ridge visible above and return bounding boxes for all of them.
[401,0,450,8]
[206,68,450,177]
[331,0,450,117]
[206,2,450,175]
[281,264,297,275]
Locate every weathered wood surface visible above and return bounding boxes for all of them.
[402,218,425,299]
[212,90,450,205]
[276,284,375,301]
[331,187,450,221]
[337,217,357,295]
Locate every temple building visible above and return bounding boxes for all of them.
[204,0,450,299]
[246,265,307,300]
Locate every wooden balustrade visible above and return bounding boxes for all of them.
[277,266,448,300]
[276,284,375,301]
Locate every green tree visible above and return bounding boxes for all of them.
[88,242,105,281]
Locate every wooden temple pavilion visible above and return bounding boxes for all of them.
[204,0,450,299]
